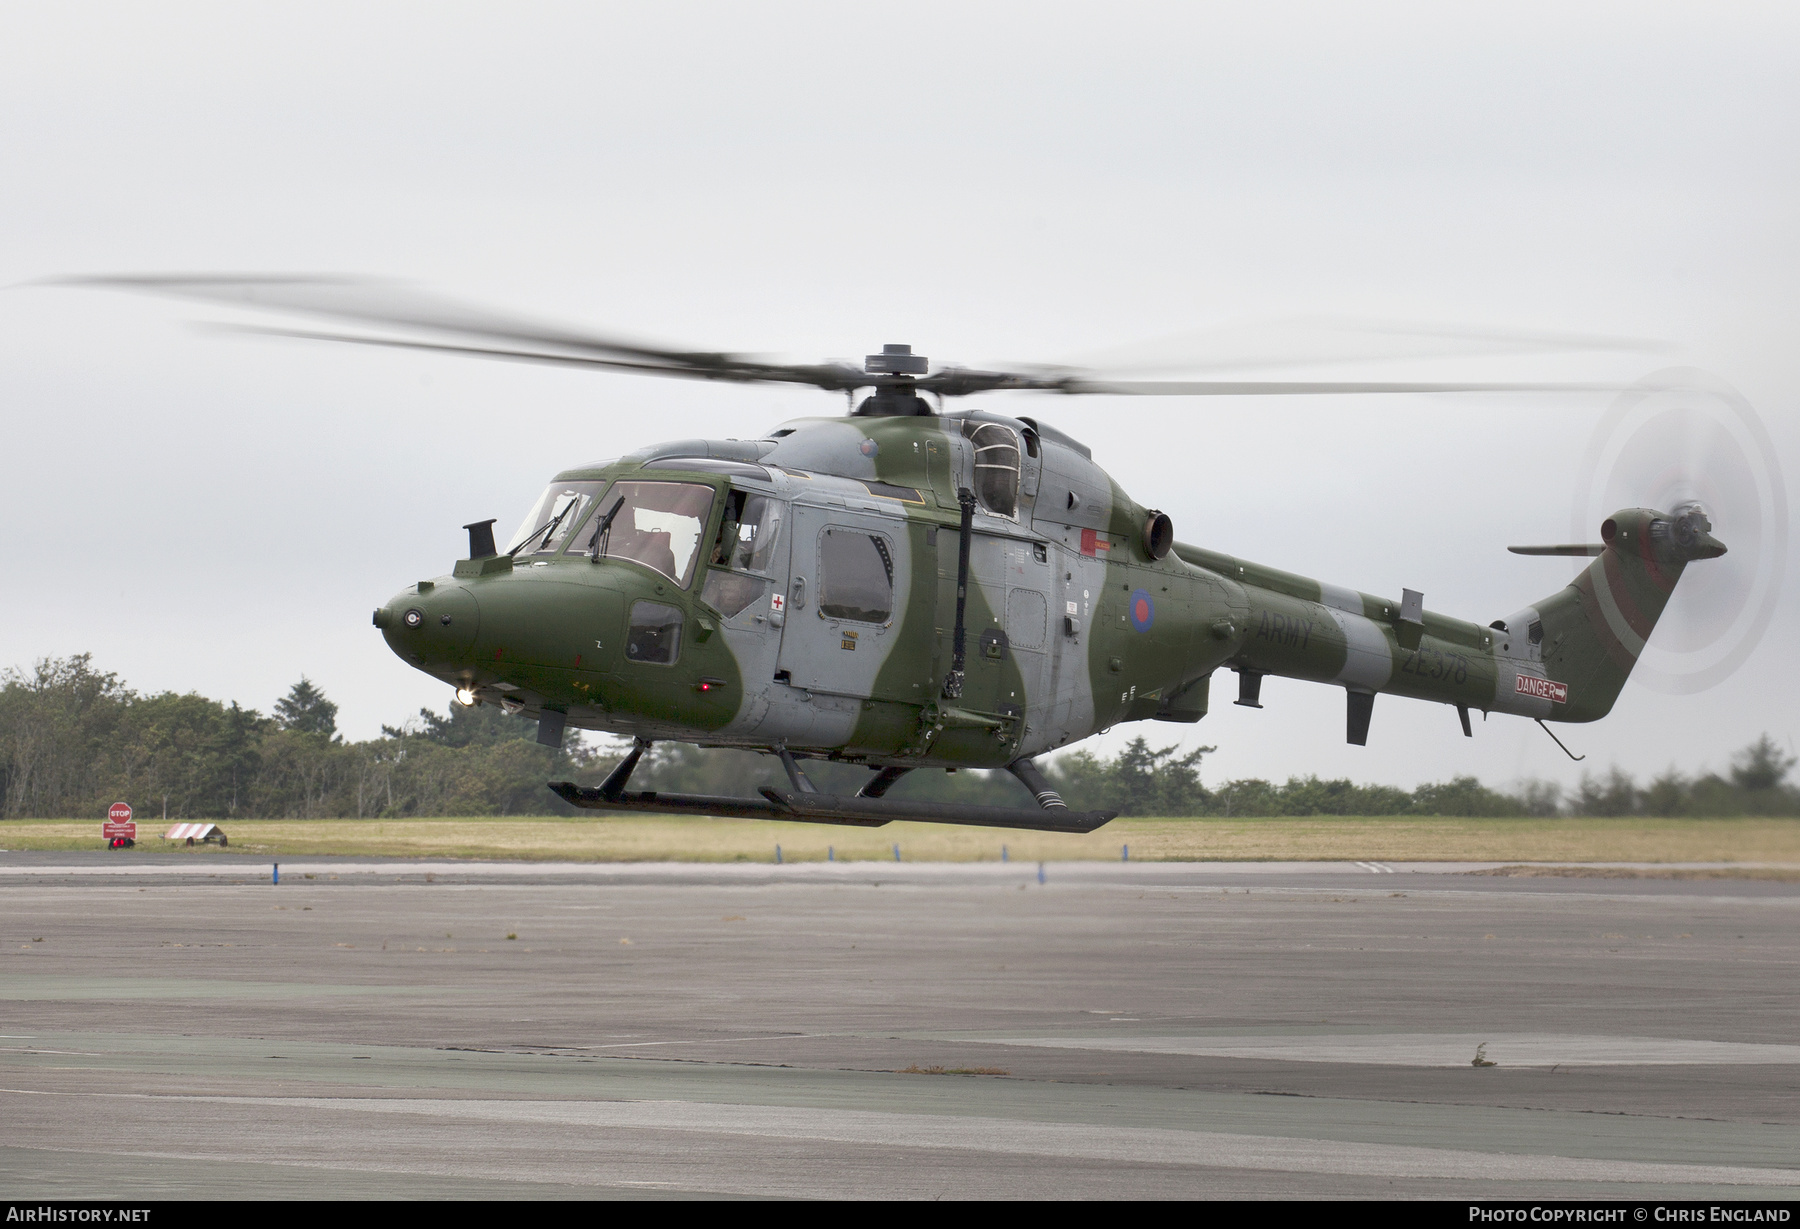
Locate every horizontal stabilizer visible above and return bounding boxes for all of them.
[1507,544,1605,556]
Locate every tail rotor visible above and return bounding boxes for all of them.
[1574,369,1786,693]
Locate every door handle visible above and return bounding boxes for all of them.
[791,576,807,609]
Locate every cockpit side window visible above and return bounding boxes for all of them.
[706,490,787,573]
[709,491,748,567]
[582,479,715,588]
[626,600,684,665]
[731,494,786,573]
[700,489,786,619]
[962,421,1022,518]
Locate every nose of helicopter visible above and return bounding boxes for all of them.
[375,582,481,669]
[376,568,632,696]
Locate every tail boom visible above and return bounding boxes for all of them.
[1169,505,1721,740]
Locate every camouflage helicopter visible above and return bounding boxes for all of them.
[68,277,1729,833]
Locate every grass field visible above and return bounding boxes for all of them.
[5,816,1799,864]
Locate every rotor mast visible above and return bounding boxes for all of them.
[853,343,935,416]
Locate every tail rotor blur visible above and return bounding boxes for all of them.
[1574,369,1786,693]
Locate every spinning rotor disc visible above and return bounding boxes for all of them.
[50,274,1622,402]
[1574,368,1787,694]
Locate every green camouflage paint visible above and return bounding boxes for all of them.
[376,412,1722,768]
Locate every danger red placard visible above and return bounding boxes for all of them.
[1515,675,1568,704]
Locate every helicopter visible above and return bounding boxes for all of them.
[64,276,1730,834]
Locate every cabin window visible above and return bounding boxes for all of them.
[506,482,606,557]
[819,528,894,623]
[584,480,715,588]
[963,421,1022,517]
[626,600,684,665]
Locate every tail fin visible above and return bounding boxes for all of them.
[1520,506,1725,722]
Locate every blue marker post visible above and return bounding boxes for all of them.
[272,862,279,886]
[1001,845,1008,863]
[827,846,834,862]
[893,843,901,862]
[775,844,783,864]
[1122,844,1129,862]
[1037,862,1046,885]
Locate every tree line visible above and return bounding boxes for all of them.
[1048,737,1797,818]
[1,655,1793,820]
[0,656,605,821]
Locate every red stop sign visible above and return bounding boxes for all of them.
[103,801,136,842]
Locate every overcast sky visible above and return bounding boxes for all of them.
[2,2,1795,791]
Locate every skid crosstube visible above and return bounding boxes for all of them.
[547,781,1117,834]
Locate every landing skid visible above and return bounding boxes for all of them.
[547,740,1117,834]
[546,781,1116,834]
[764,788,1116,834]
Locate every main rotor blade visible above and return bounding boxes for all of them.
[52,273,870,391]
[53,273,1629,401]
[921,368,1619,397]
[1061,378,1621,395]
[1061,315,1671,376]
[202,323,866,390]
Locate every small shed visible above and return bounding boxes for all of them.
[164,822,228,847]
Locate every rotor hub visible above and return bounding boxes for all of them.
[864,343,928,376]
[1645,502,1728,561]
[1671,502,1713,548]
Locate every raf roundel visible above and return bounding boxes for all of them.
[1129,588,1155,633]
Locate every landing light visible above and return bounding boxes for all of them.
[454,687,478,707]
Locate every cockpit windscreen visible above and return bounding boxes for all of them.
[507,482,606,557]
[585,480,715,588]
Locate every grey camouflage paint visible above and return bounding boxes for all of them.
[377,411,1718,769]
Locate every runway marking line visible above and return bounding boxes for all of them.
[960,1032,1800,1067]
[530,1035,818,1051]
